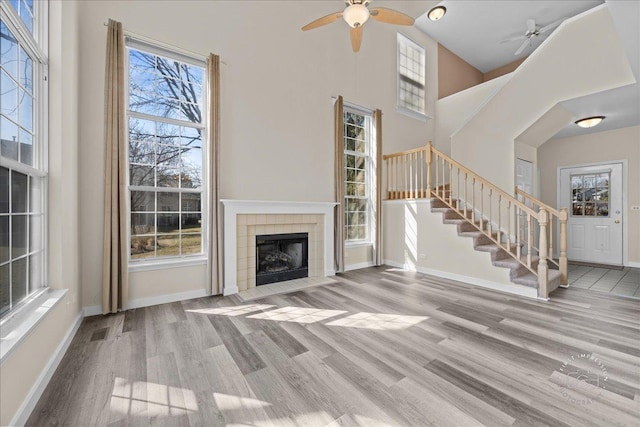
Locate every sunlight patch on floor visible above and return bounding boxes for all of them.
[326,312,428,330]
[247,306,347,324]
[110,377,198,417]
[213,392,272,411]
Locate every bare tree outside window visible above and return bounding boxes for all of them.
[127,48,205,260]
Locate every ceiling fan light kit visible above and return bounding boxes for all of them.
[301,0,415,52]
[343,3,370,28]
[427,6,447,21]
[575,116,605,128]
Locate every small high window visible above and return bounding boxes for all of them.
[397,33,426,118]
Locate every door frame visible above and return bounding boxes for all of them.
[557,159,628,266]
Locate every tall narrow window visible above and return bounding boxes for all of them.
[397,33,426,118]
[1,1,47,317]
[344,106,374,244]
[126,42,207,262]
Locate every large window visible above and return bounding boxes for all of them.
[397,33,426,118]
[344,106,373,244]
[126,43,207,262]
[1,0,47,317]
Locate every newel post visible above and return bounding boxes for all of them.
[537,209,549,299]
[426,141,433,195]
[559,207,568,286]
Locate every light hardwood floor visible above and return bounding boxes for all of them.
[28,267,640,426]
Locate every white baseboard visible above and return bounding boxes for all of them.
[626,261,640,268]
[345,261,375,271]
[10,311,83,427]
[83,289,210,316]
[83,305,102,317]
[383,259,539,300]
[127,288,209,310]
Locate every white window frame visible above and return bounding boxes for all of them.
[0,0,49,320]
[397,33,427,121]
[343,103,374,247]
[125,38,208,270]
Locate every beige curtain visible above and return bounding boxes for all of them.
[102,19,128,314]
[334,96,345,273]
[374,109,383,266]
[207,53,223,295]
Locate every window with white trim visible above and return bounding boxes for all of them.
[397,33,426,117]
[1,0,48,317]
[126,42,207,262]
[344,105,374,244]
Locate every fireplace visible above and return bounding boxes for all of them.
[256,233,308,285]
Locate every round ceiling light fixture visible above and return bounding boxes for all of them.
[427,5,447,21]
[343,3,370,28]
[575,116,605,128]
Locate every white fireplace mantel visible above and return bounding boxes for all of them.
[221,200,338,295]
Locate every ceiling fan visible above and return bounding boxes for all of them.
[301,0,415,53]
[501,18,565,55]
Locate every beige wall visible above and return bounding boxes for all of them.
[538,126,640,264]
[434,75,510,155]
[1,1,83,424]
[345,245,374,268]
[77,1,437,308]
[383,201,513,284]
[452,6,635,196]
[483,57,527,82]
[438,43,483,99]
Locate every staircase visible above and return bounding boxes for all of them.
[384,142,568,300]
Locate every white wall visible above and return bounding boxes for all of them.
[77,1,437,307]
[1,1,83,424]
[538,126,640,264]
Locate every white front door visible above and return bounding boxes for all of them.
[516,159,534,252]
[559,163,623,265]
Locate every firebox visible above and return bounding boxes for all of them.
[256,233,308,285]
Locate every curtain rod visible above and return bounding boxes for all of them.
[331,96,382,114]
[103,21,226,65]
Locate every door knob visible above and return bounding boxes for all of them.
[614,220,621,224]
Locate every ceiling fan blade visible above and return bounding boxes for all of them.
[301,11,343,31]
[369,8,415,26]
[526,19,536,33]
[500,35,527,44]
[539,17,565,33]
[351,26,363,52]
[514,39,529,55]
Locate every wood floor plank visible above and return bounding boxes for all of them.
[27,266,640,426]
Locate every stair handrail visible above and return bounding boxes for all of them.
[515,187,569,285]
[382,141,569,298]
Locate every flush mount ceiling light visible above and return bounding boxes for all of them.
[427,5,447,21]
[575,116,605,128]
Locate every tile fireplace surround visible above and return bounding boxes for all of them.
[221,200,337,295]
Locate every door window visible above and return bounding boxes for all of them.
[571,173,609,217]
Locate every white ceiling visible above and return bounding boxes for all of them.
[413,0,639,141]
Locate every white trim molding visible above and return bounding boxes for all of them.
[82,288,209,317]
[221,200,338,296]
[345,261,376,271]
[9,310,83,427]
[383,260,541,300]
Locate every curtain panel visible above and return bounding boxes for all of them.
[207,53,223,295]
[102,19,128,314]
[374,109,383,266]
[334,96,345,273]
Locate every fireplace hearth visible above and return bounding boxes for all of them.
[256,233,308,285]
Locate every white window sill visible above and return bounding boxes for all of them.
[0,288,68,364]
[396,106,432,122]
[129,256,207,273]
[346,241,373,248]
